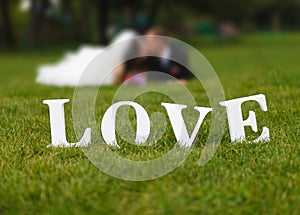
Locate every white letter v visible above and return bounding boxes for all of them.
[161,103,211,148]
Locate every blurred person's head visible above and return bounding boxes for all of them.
[144,27,168,55]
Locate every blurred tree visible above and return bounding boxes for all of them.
[28,0,50,45]
[0,0,15,46]
[111,0,158,34]
[98,0,109,45]
[148,0,160,29]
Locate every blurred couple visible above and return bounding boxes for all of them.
[113,27,192,85]
[36,27,192,86]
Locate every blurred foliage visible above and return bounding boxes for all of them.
[1,0,300,48]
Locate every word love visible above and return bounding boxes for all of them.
[43,94,270,148]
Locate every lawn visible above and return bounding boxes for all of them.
[0,33,299,214]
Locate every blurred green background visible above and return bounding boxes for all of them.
[1,0,300,48]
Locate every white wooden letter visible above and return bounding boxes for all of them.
[43,99,91,147]
[161,102,212,148]
[219,94,270,142]
[101,101,150,147]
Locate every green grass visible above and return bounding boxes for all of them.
[0,33,300,214]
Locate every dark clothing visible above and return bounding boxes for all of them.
[124,44,192,81]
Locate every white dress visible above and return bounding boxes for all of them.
[36,30,138,86]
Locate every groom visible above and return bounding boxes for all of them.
[143,27,192,82]
[113,27,193,84]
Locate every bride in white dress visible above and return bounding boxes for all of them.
[36,30,138,86]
